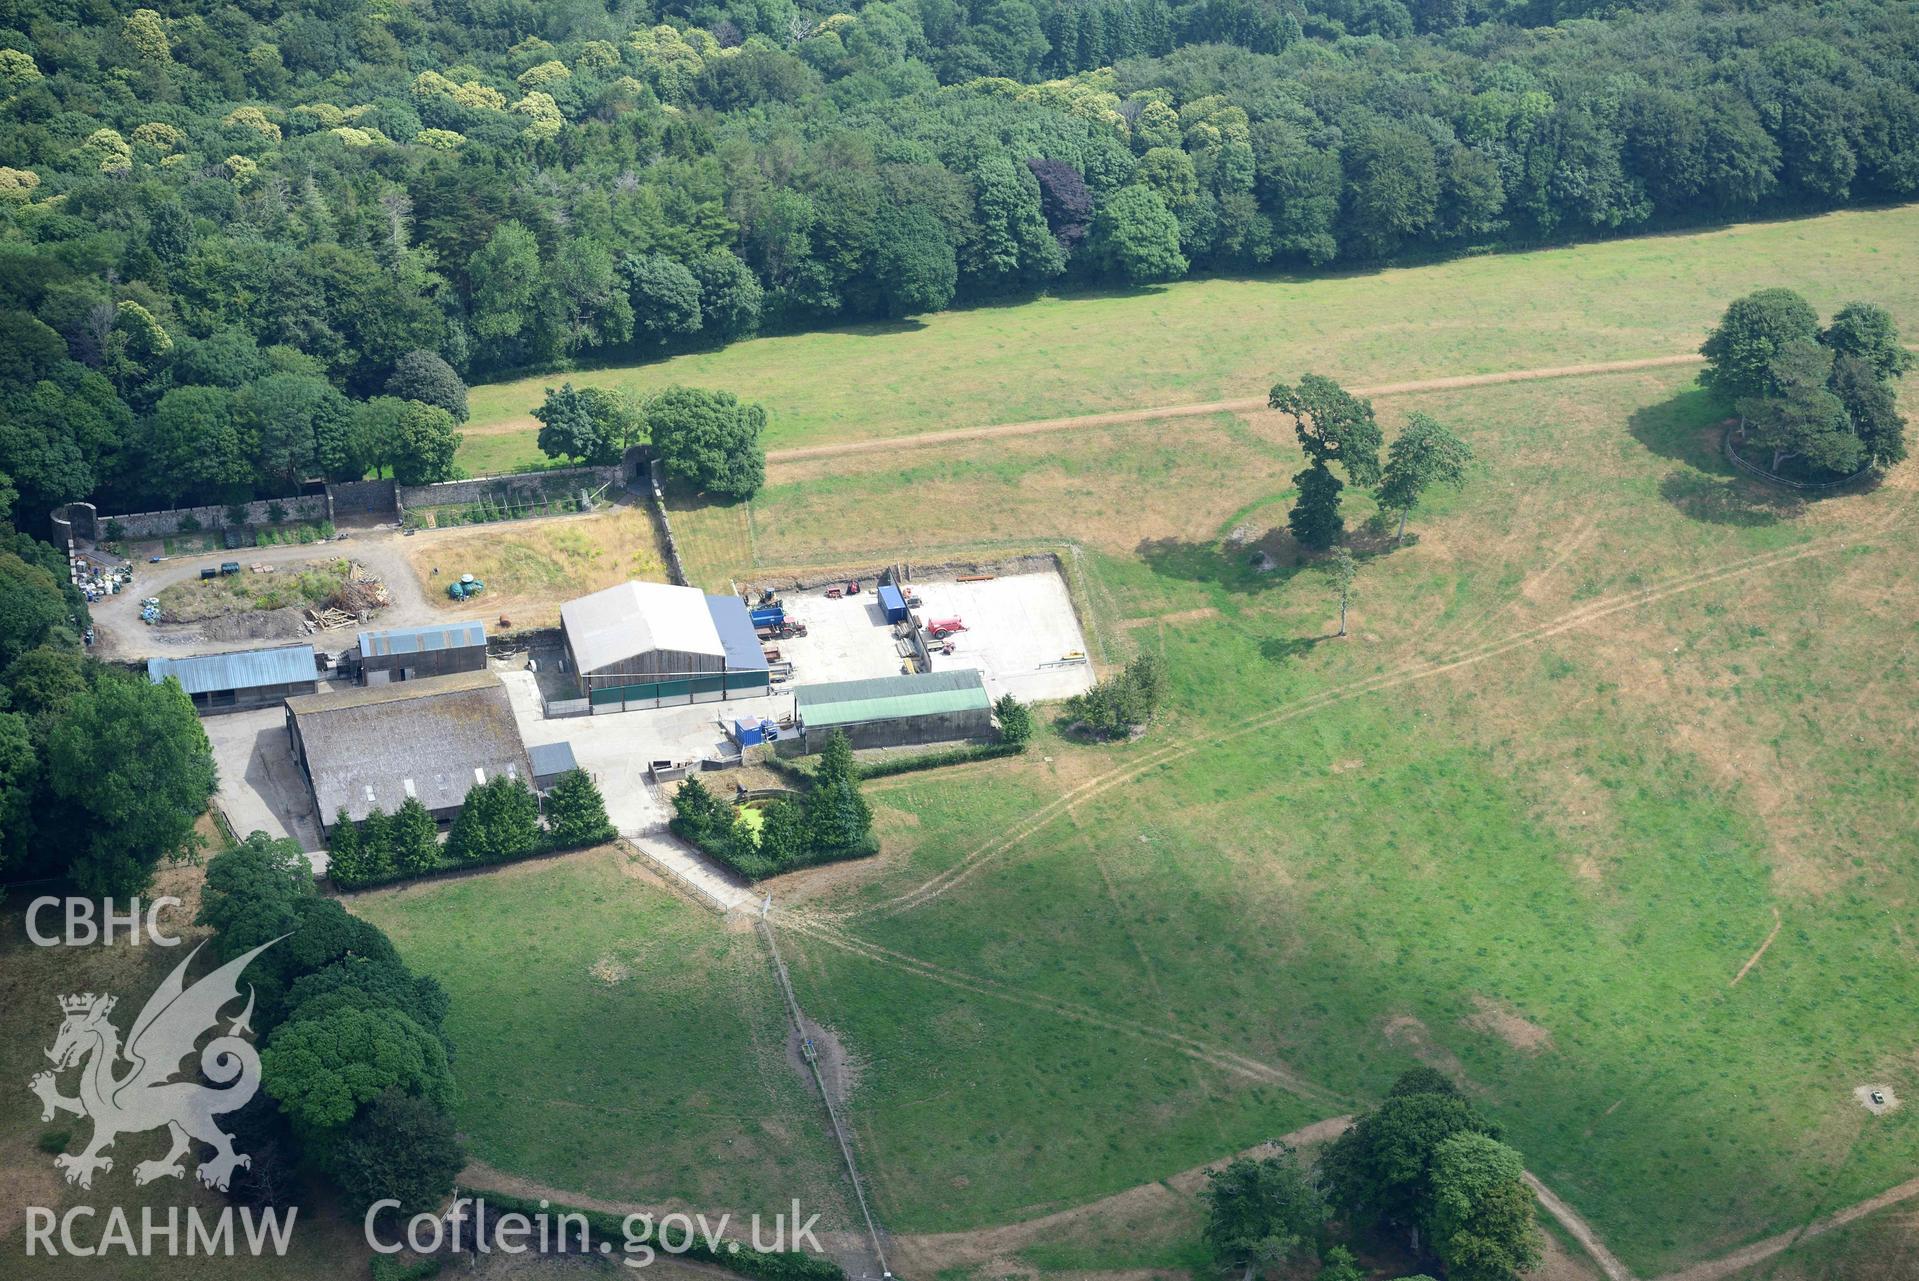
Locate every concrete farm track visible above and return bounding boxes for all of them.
[764,354,1707,464]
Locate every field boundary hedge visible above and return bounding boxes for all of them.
[329,829,615,893]
[769,740,1027,783]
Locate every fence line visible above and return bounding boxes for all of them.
[1723,426,1873,492]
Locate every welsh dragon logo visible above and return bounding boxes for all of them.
[28,938,280,1192]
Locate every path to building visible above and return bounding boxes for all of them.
[765,354,1707,464]
[494,668,757,913]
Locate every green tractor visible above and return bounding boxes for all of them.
[447,573,485,601]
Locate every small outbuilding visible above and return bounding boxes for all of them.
[560,580,771,712]
[285,670,532,833]
[792,669,992,752]
[353,620,487,685]
[528,741,579,791]
[148,645,318,715]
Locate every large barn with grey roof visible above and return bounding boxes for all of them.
[560,580,770,712]
[285,670,532,833]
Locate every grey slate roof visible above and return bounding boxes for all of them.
[287,670,531,824]
[357,620,486,658]
[148,645,316,696]
[528,741,578,780]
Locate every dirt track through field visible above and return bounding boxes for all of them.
[765,354,1706,464]
[1730,906,1784,987]
[842,505,1909,923]
[766,500,1914,1280]
[1656,1174,1919,1281]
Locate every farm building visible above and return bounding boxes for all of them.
[528,741,579,791]
[147,645,318,714]
[285,670,533,833]
[560,580,771,712]
[353,620,487,684]
[791,669,993,752]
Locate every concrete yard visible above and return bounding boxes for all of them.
[775,570,1094,704]
[496,669,786,835]
[202,705,326,859]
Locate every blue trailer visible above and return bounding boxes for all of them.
[749,604,786,629]
[878,584,908,623]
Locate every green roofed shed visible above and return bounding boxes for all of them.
[792,669,992,751]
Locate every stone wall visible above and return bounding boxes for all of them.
[395,464,620,514]
[97,494,329,540]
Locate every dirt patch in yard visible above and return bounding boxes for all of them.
[156,557,384,623]
[1463,995,1555,1054]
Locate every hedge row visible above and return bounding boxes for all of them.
[670,816,880,881]
[454,1188,844,1281]
[331,829,615,892]
[770,739,1028,783]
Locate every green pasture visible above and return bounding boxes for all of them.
[742,369,1919,1272]
[458,204,1919,472]
[372,274,1919,1279]
[353,849,854,1224]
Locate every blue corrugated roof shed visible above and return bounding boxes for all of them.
[148,645,316,696]
[705,595,770,672]
[358,620,487,657]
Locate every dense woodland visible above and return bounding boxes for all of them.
[0,0,1916,528]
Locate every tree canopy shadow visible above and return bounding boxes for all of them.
[1136,531,1310,593]
[1656,471,1805,527]
[1259,634,1336,664]
[1629,388,1818,526]
[1627,387,1728,470]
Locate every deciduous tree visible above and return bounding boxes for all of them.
[1201,1149,1323,1280]
[1377,414,1473,543]
[47,672,216,896]
[646,385,766,500]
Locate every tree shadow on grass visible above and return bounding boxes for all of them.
[1259,634,1336,665]
[1137,531,1310,593]
[1629,389,1812,527]
[1627,387,1728,470]
[1656,471,1805,527]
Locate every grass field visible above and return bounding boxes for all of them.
[349,215,1919,1280]
[663,364,1919,1274]
[456,205,1919,473]
[403,504,668,628]
[351,848,858,1228]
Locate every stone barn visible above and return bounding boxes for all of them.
[285,670,532,834]
[147,645,318,715]
[792,669,993,752]
[560,580,770,712]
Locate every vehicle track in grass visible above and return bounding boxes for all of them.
[847,511,1907,923]
[763,354,1706,464]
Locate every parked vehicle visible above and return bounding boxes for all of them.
[220,561,241,575]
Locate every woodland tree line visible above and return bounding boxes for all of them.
[2,0,1918,530]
